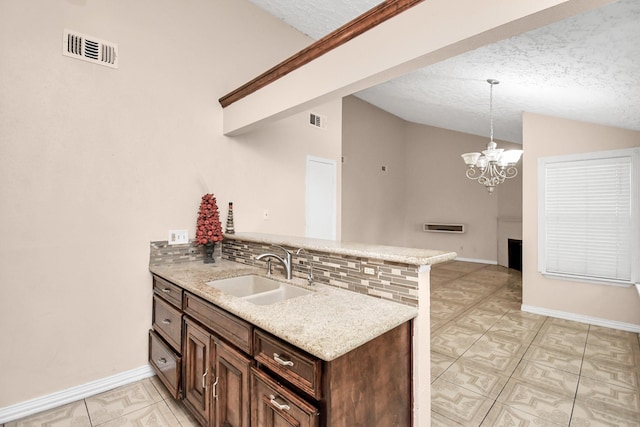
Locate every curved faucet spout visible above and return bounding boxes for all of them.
[255,246,293,279]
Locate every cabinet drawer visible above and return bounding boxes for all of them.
[184,292,252,354]
[254,329,322,400]
[153,296,182,351]
[251,368,319,427]
[153,276,183,309]
[149,330,181,399]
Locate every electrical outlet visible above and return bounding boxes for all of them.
[363,266,377,276]
[263,209,270,220]
[168,229,188,245]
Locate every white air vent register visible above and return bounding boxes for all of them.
[62,29,118,69]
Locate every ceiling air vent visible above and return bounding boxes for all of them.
[62,29,118,69]
[309,112,327,129]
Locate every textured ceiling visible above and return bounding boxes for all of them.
[248,0,640,144]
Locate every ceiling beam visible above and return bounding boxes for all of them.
[221,0,612,136]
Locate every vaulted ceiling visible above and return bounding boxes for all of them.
[248,0,640,143]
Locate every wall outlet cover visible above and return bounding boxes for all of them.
[168,229,188,245]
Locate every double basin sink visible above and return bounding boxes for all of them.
[206,274,312,305]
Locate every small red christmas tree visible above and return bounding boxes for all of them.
[195,193,223,245]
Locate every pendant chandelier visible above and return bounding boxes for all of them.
[461,79,523,194]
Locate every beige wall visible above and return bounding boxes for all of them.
[341,96,406,245]
[0,0,341,406]
[342,97,523,262]
[522,112,640,326]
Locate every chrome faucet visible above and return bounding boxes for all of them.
[256,245,293,280]
[296,248,314,285]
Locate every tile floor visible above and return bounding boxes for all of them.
[430,261,640,426]
[4,261,640,426]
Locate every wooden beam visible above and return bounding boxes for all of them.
[218,0,424,108]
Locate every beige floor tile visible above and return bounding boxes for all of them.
[4,401,91,427]
[580,358,640,391]
[431,410,466,426]
[164,396,201,426]
[500,311,547,331]
[440,360,509,399]
[86,378,163,425]
[522,344,583,375]
[481,402,565,426]
[431,378,495,426]
[576,376,640,413]
[533,324,588,356]
[149,376,172,400]
[584,334,640,370]
[570,399,640,427]
[455,308,504,331]
[489,320,539,344]
[431,351,456,380]
[431,323,484,358]
[497,379,575,426]
[96,401,179,427]
[511,360,579,398]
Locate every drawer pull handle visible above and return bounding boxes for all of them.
[157,357,167,364]
[273,353,294,367]
[161,288,171,293]
[269,395,291,412]
[212,377,219,400]
[161,319,171,324]
[202,368,208,389]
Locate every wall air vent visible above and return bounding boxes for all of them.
[309,112,327,129]
[423,223,466,233]
[62,29,118,69]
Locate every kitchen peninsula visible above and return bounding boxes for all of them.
[149,233,456,426]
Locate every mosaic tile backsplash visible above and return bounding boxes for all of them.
[150,238,420,307]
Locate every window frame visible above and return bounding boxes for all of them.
[537,147,640,287]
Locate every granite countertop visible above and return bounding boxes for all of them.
[225,232,457,265]
[150,260,418,361]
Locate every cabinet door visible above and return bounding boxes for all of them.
[251,368,319,427]
[212,339,251,427]
[183,318,213,427]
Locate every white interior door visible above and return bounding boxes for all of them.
[305,156,336,240]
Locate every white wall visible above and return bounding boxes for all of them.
[522,112,640,327]
[0,0,341,407]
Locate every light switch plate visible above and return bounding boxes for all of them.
[168,229,188,245]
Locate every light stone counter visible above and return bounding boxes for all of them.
[150,259,418,361]
[225,232,457,265]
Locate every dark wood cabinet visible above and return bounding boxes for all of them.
[251,368,319,427]
[150,274,412,427]
[183,317,213,426]
[149,275,183,399]
[183,313,251,427]
[213,338,252,427]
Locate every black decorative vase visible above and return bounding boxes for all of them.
[204,242,216,264]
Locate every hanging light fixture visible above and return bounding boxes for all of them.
[461,79,523,194]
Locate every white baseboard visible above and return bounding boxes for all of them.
[0,365,155,423]
[521,304,640,333]
[455,257,497,265]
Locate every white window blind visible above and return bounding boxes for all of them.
[538,148,640,286]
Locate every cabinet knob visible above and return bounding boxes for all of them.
[157,357,167,364]
[269,395,291,412]
[161,288,171,293]
[273,353,294,367]
[162,319,171,324]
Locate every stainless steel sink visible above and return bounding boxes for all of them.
[206,275,312,304]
